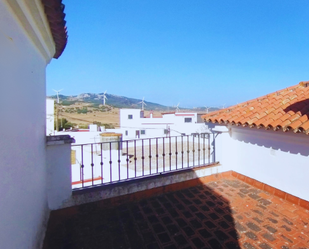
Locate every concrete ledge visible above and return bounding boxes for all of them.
[60,163,224,209]
[46,135,75,145]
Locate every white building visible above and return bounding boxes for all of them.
[120,109,206,139]
[0,0,68,248]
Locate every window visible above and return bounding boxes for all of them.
[128,114,133,119]
[125,130,128,136]
[184,117,192,123]
[141,130,146,135]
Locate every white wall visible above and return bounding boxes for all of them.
[0,1,53,248]
[46,98,54,135]
[46,137,74,210]
[120,109,205,139]
[208,123,309,201]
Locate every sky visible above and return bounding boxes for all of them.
[47,1,309,108]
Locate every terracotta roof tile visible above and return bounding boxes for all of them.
[202,82,309,135]
[41,0,68,58]
[288,119,303,131]
[300,120,309,134]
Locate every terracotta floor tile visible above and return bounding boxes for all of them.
[43,176,309,249]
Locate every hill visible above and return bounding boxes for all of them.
[49,93,220,129]
[50,92,220,112]
[52,93,170,110]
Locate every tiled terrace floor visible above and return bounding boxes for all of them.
[43,177,309,249]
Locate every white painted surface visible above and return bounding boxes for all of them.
[89,124,99,132]
[0,1,56,248]
[46,98,54,135]
[206,123,309,201]
[46,141,72,210]
[120,109,206,139]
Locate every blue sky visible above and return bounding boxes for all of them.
[47,1,309,108]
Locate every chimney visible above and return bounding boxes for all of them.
[299,81,309,87]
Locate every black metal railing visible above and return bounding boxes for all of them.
[71,132,220,190]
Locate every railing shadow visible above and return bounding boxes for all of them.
[43,170,241,249]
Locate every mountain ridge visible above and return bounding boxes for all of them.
[48,92,219,112]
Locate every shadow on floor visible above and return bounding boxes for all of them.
[43,173,242,249]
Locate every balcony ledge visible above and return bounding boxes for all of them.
[46,135,75,145]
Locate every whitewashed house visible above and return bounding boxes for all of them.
[120,108,206,139]
[202,81,309,203]
[0,0,69,248]
[3,0,309,247]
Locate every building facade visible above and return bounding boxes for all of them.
[120,109,206,139]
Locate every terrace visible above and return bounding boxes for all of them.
[43,171,309,249]
[43,128,309,249]
[4,1,309,248]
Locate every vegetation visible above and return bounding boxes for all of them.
[76,107,88,114]
[93,121,115,129]
[54,118,76,131]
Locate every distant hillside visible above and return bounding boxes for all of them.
[49,92,220,112]
[50,93,171,110]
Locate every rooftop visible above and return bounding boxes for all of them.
[202,82,309,135]
[41,0,68,58]
[43,172,309,249]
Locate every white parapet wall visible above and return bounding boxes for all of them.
[46,135,75,210]
[207,123,309,201]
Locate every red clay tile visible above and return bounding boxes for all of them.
[221,170,232,178]
[42,0,68,58]
[43,175,309,249]
[252,179,264,190]
[285,193,300,205]
[279,209,298,220]
[202,82,309,135]
[264,184,275,195]
[273,188,286,199]
[299,199,309,210]
[245,176,254,185]
[232,171,238,178]
[258,192,270,199]
[237,174,245,181]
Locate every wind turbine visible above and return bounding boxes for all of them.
[205,106,210,113]
[53,89,63,103]
[139,97,147,110]
[175,103,180,113]
[102,90,107,106]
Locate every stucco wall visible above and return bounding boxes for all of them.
[211,123,309,201]
[0,2,50,248]
[46,98,54,135]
